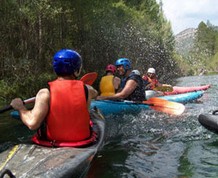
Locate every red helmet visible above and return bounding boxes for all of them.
[106,64,116,74]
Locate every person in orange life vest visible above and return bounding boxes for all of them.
[142,68,161,90]
[10,49,98,143]
[99,64,121,96]
[97,58,145,101]
[142,67,171,90]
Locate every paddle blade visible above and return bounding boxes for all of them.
[80,72,98,85]
[143,97,185,115]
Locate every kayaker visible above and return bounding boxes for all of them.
[142,67,171,90]
[97,58,145,101]
[10,49,98,145]
[99,64,121,96]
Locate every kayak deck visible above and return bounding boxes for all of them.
[0,109,105,178]
[1,144,95,178]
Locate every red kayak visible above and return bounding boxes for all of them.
[164,84,210,95]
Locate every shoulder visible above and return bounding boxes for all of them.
[126,75,139,85]
[36,88,50,101]
[100,75,112,80]
[38,88,50,94]
[128,73,141,81]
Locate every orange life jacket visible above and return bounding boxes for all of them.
[43,80,90,142]
[143,76,158,89]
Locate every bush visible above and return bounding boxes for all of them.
[0,72,56,103]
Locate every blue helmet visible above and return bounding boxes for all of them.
[53,49,82,76]
[115,58,131,70]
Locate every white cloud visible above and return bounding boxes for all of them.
[157,0,218,34]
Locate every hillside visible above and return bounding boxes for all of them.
[175,28,197,57]
[175,23,218,75]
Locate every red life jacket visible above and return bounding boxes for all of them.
[32,80,92,147]
[143,76,158,89]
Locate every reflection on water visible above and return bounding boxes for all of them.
[88,75,218,178]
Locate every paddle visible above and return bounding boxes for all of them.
[80,72,98,85]
[0,72,98,114]
[143,97,185,115]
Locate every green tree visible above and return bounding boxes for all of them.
[0,0,181,100]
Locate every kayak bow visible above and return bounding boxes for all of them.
[0,109,105,178]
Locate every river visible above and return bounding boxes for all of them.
[87,74,218,178]
[0,75,217,178]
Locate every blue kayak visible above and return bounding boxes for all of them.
[91,100,150,116]
[158,91,204,104]
[91,91,204,116]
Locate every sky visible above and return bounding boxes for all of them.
[156,0,218,35]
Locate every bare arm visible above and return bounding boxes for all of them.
[10,88,50,130]
[86,84,98,108]
[113,77,121,90]
[97,79,138,100]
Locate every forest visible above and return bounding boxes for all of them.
[189,21,218,75]
[177,21,218,76]
[0,0,217,101]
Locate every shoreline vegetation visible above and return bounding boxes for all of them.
[1,0,218,101]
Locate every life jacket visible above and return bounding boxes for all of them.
[121,72,146,101]
[148,77,158,89]
[143,76,158,89]
[32,80,95,147]
[99,75,115,96]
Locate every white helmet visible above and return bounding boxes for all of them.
[132,70,141,75]
[147,68,155,74]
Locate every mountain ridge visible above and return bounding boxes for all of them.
[175,28,197,56]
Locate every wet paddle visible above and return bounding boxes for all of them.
[0,72,98,113]
[143,97,185,115]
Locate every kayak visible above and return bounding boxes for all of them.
[158,91,204,104]
[164,84,210,95]
[91,100,150,116]
[146,90,204,103]
[198,111,218,134]
[146,84,210,98]
[0,109,105,178]
[91,91,203,116]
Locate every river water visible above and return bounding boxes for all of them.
[87,74,218,178]
[0,75,217,178]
